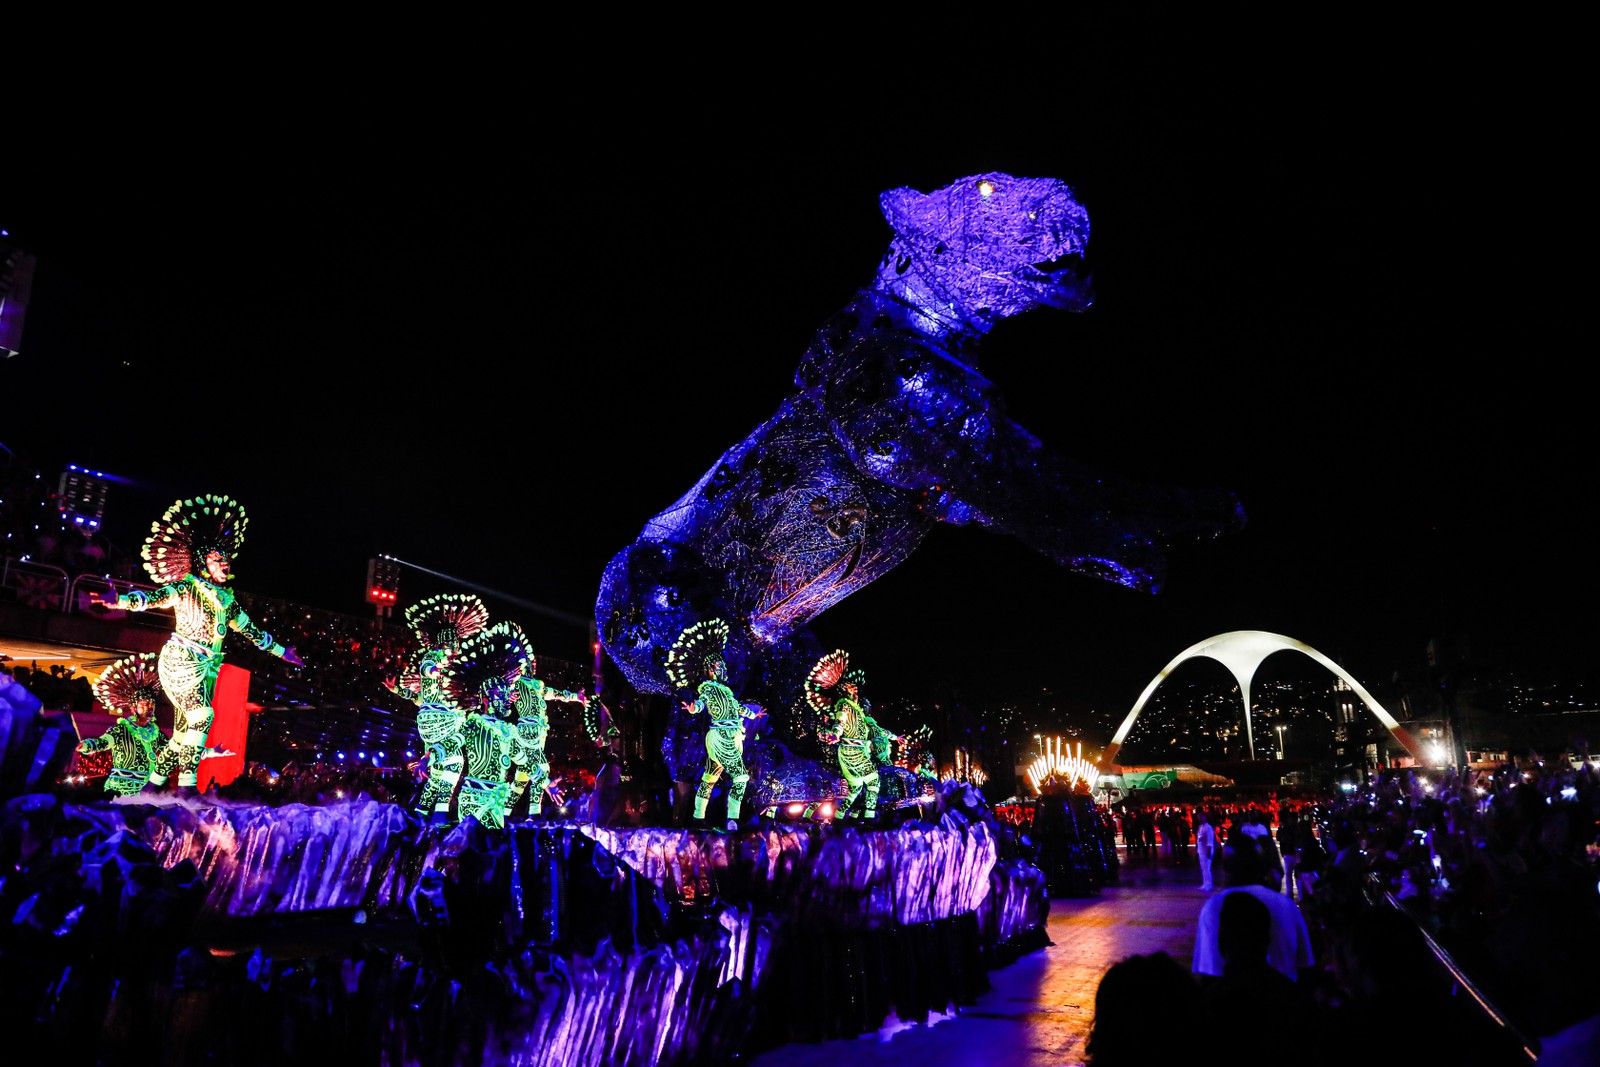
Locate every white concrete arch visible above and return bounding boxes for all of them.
[1099,630,1424,767]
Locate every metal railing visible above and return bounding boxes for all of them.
[66,571,169,629]
[0,557,70,611]
[0,558,167,629]
[1365,874,1540,1062]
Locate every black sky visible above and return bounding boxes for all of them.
[3,11,1589,709]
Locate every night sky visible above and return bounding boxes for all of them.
[3,12,1588,712]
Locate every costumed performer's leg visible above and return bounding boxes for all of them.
[726,773,750,821]
[526,761,550,814]
[838,748,875,818]
[839,770,864,818]
[860,771,882,820]
[693,748,725,822]
[414,708,464,825]
[419,742,464,824]
[710,732,750,823]
[172,705,215,788]
[148,641,215,790]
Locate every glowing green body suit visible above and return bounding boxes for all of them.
[406,650,467,823]
[458,711,520,829]
[688,678,760,822]
[79,718,166,797]
[116,576,290,788]
[511,677,583,817]
[827,695,883,819]
[388,592,491,825]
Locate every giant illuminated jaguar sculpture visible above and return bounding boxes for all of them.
[597,172,1245,783]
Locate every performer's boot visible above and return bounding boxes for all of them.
[726,774,750,831]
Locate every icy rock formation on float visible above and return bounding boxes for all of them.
[0,783,1048,1066]
[596,172,1245,779]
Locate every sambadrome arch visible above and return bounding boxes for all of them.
[1099,630,1427,768]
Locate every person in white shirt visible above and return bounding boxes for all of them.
[1192,836,1315,982]
[1195,811,1218,891]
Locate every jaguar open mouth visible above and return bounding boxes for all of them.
[1032,251,1086,276]
[1030,252,1093,309]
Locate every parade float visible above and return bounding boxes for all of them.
[0,171,1242,1066]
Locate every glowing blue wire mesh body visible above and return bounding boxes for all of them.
[597,173,1244,782]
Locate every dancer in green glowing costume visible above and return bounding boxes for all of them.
[384,593,491,825]
[808,650,917,821]
[91,495,302,794]
[78,653,168,797]
[509,661,585,818]
[667,619,763,831]
[439,620,534,830]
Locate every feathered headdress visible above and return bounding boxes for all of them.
[805,649,850,713]
[93,652,163,716]
[141,494,248,584]
[665,618,729,691]
[441,620,533,713]
[405,593,491,651]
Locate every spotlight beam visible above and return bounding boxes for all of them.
[379,554,589,630]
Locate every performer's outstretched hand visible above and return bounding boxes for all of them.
[282,646,304,667]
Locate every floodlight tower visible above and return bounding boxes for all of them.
[366,556,401,620]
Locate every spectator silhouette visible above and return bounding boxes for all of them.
[1086,951,1201,1066]
[1201,891,1319,1064]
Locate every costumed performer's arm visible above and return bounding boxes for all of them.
[77,728,115,754]
[98,581,186,613]
[227,602,304,666]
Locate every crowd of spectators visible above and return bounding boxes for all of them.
[0,658,93,711]
[1301,761,1600,1056]
[1089,762,1600,1063]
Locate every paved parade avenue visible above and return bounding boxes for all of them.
[749,852,1209,1067]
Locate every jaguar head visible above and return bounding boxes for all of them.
[877,171,1092,329]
